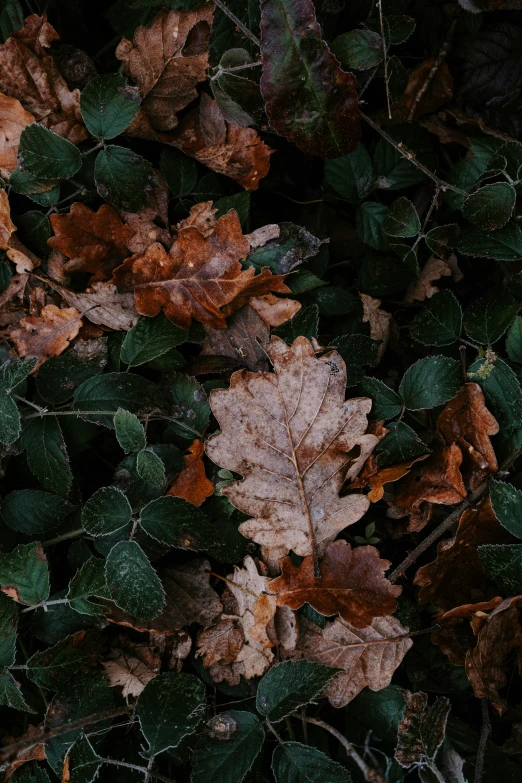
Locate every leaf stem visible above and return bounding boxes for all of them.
[377,0,391,119]
[97,758,176,783]
[474,699,491,783]
[213,0,261,47]
[21,598,70,614]
[304,717,384,782]
[42,528,86,547]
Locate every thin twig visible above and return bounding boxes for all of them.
[21,598,70,613]
[407,17,458,122]
[304,717,384,782]
[360,111,468,196]
[144,755,155,783]
[42,528,86,548]
[266,718,284,745]
[213,0,261,47]
[377,1,391,119]
[474,699,491,783]
[412,184,441,252]
[100,758,176,783]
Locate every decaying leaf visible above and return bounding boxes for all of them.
[113,208,289,329]
[395,690,451,767]
[0,188,15,250]
[403,59,454,119]
[360,293,391,363]
[9,304,82,369]
[167,439,214,507]
[268,540,401,628]
[249,294,302,327]
[200,303,270,373]
[196,615,245,669]
[351,453,430,503]
[433,597,503,666]
[56,281,139,332]
[161,559,223,630]
[404,256,452,304]
[206,336,379,562]
[2,726,46,779]
[102,650,157,697]
[294,615,413,707]
[0,92,34,179]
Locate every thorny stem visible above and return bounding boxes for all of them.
[22,407,203,438]
[304,717,384,782]
[360,111,468,196]
[407,16,458,121]
[100,758,176,783]
[42,527,86,547]
[213,0,261,47]
[474,699,492,783]
[377,0,391,119]
[13,395,47,413]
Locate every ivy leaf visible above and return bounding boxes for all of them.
[0,667,33,712]
[358,377,403,421]
[399,356,462,411]
[114,409,146,454]
[478,544,522,594]
[192,711,264,783]
[0,543,50,606]
[19,125,82,180]
[121,313,188,367]
[136,450,166,488]
[259,0,360,157]
[462,183,516,231]
[490,479,522,539]
[323,144,373,203]
[160,147,198,198]
[1,489,73,535]
[468,357,522,432]
[105,541,165,620]
[272,743,352,783]
[136,672,206,757]
[256,661,339,722]
[21,417,73,497]
[80,74,141,140]
[331,29,383,71]
[94,145,156,211]
[26,630,100,690]
[63,734,101,783]
[410,290,463,347]
[82,486,132,536]
[0,591,17,666]
[383,197,420,238]
[464,292,518,345]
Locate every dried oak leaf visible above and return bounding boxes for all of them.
[161,93,272,190]
[196,615,245,669]
[414,497,510,612]
[268,539,400,628]
[0,92,34,179]
[294,615,412,707]
[200,303,270,373]
[167,438,214,507]
[9,305,82,369]
[48,202,135,282]
[437,382,498,491]
[206,336,379,559]
[404,256,452,304]
[55,281,138,332]
[351,453,430,503]
[360,293,391,363]
[0,15,87,143]
[115,5,213,133]
[395,690,451,768]
[113,208,289,330]
[0,188,15,250]
[102,650,157,697]
[249,294,301,328]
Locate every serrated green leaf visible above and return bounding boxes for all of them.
[0,387,20,445]
[139,495,223,554]
[410,290,463,347]
[9,168,60,207]
[160,147,198,197]
[19,124,81,180]
[383,197,420,238]
[67,558,109,616]
[464,292,518,345]
[331,29,383,70]
[274,304,319,344]
[121,313,188,367]
[313,287,357,316]
[105,540,165,620]
[80,74,140,140]
[82,486,132,536]
[169,373,210,441]
[1,489,73,534]
[399,356,462,410]
[333,334,380,386]
[21,416,73,497]
[0,667,33,712]
[0,357,37,389]
[323,144,373,203]
[458,221,522,261]
[0,591,17,666]
[26,630,100,690]
[376,421,430,467]
[506,316,522,363]
[462,183,516,231]
[358,377,403,420]
[64,734,101,783]
[136,449,166,487]
[73,372,162,428]
[468,357,522,432]
[490,479,522,539]
[114,408,146,454]
[36,341,108,404]
[136,672,206,757]
[0,543,50,606]
[95,145,155,210]
[356,201,390,250]
[424,223,460,257]
[272,743,352,783]
[478,544,522,594]
[191,711,264,783]
[257,661,339,722]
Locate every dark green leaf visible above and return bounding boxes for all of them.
[324,144,373,203]
[82,486,132,536]
[67,558,109,616]
[19,125,81,180]
[358,377,403,420]
[458,222,522,261]
[114,408,146,454]
[64,734,101,783]
[331,29,383,70]
[26,630,100,690]
[160,147,198,197]
[358,251,417,297]
[0,591,17,666]
[478,544,522,594]
[410,290,462,347]
[356,202,390,250]
[1,489,73,535]
[192,711,264,783]
[0,667,32,712]
[274,305,319,344]
[257,661,339,722]
[94,145,156,211]
[376,421,430,467]
[468,357,522,432]
[139,495,223,555]
[333,334,380,386]
[0,543,50,606]
[169,373,210,441]
[463,183,516,231]
[73,372,162,428]
[383,197,420,238]
[21,417,73,497]
[105,541,165,620]
[490,479,522,539]
[9,169,60,207]
[0,388,20,445]
[506,316,522,362]
[272,743,352,783]
[464,292,518,345]
[0,0,23,43]
[424,224,460,257]
[399,356,462,410]
[136,449,166,488]
[80,74,140,140]
[36,341,108,404]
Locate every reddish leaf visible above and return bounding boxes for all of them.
[167,439,214,507]
[9,305,82,369]
[0,93,34,179]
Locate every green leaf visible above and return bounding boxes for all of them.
[357,251,417,297]
[114,408,146,454]
[490,479,522,539]
[0,388,20,445]
[136,449,166,487]
[373,125,434,191]
[9,169,60,207]
[26,630,100,690]
[0,543,49,606]
[73,372,162,428]
[506,316,522,362]
[1,489,73,535]
[160,147,198,197]
[356,202,390,250]
[0,0,24,43]
[468,357,522,432]
[399,356,462,411]
[358,377,403,420]
[80,74,140,140]
[37,341,108,404]
[0,667,32,712]
[169,373,210,441]
[376,421,430,467]
[257,661,339,722]
[410,290,463,347]
[82,486,132,536]
[15,209,52,256]
[67,558,109,616]
[0,591,17,666]
[333,334,380,386]
[139,496,222,554]
[462,183,516,231]
[215,192,251,227]
[424,224,460,257]
[323,144,373,203]
[259,0,360,157]
[19,124,81,180]
[478,544,522,594]
[121,313,188,367]
[383,197,420,238]
[458,221,522,261]
[0,357,37,390]
[288,269,327,294]
[464,292,518,345]
[192,711,264,783]
[64,734,101,783]
[313,287,357,316]
[272,743,352,783]
[136,671,206,757]
[274,304,319,344]
[21,417,73,497]
[94,145,156,211]
[331,29,383,70]
[105,540,165,620]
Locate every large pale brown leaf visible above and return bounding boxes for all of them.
[268,540,401,628]
[113,208,289,330]
[55,281,139,332]
[102,650,157,697]
[294,615,412,707]
[115,6,213,133]
[9,305,82,369]
[206,336,379,565]
[0,93,34,179]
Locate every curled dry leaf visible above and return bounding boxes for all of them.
[433,597,503,666]
[0,188,15,250]
[167,439,214,507]
[9,304,82,369]
[56,281,138,332]
[360,293,391,363]
[196,615,245,669]
[395,690,451,768]
[102,650,157,697]
[404,256,452,304]
[0,15,87,143]
[116,6,213,133]
[177,200,217,236]
[0,92,34,179]
[201,303,270,373]
[249,294,302,327]
[206,336,379,564]
[49,202,134,282]
[294,615,413,707]
[113,208,289,330]
[268,540,401,628]
[351,453,430,503]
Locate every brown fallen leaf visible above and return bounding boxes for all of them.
[403,59,454,119]
[161,559,223,630]
[206,336,379,563]
[0,15,87,143]
[113,208,289,330]
[414,497,510,612]
[177,200,217,236]
[404,256,452,304]
[437,383,498,491]
[169,629,192,671]
[9,305,82,369]
[249,294,301,328]
[351,453,430,503]
[200,303,270,373]
[167,439,214,507]
[360,293,391,363]
[0,272,28,309]
[0,188,15,250]
[120,172,172,255]
[48,202,134,282]
[0,92,34,179]
[268,540,401,628]
[2,726,46,779]
[116,6,213,133]
[56,281,139,332]
[102,650,157,697]
[196,615,245,669]
[395,690,451,768]
[294,615,413,707]
[433,597,503,666]
[161,94,272,190]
